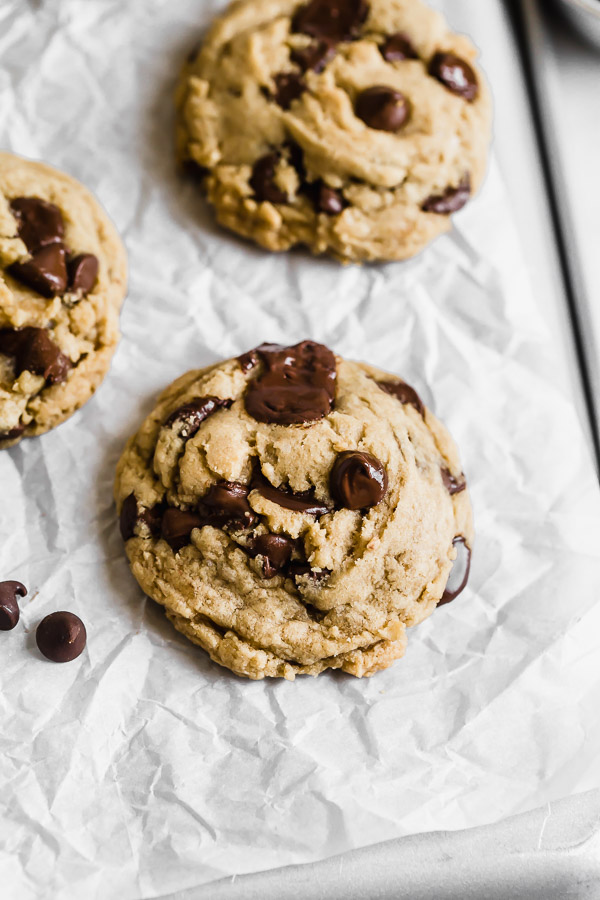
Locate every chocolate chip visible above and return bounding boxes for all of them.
[253,467,330,516]
[441,467,467,495]
[0,327,71,385]
[164,396,232,440]
[291,40,335,73]
[245,340,337,426]
[422,174,471,215]
[8,244,68,298]
[293,0,369,44]
[0,423,25,441]
[201,481,259,530]
[428,52,478,101]
[378,379,425,417]
[140,504,165,537]
[161,508,203,552]
[238,349,261,373]
[0,581,27,631]
[249,153,288,204]
[330,451,388,510]
[307,181,346,215]
[272,72,307,109]
[355,86,411,132]
[285,141,307,180]
[181,159,210,182]
[250,533,296,578]
[119,493,139,541]
[67,253,98,296]
[36,611,87,662]
[10,197,65,252]
[289,563,331,585]
[438,537,471,606]
[380,33,418,62]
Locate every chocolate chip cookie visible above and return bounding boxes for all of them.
[115,341,473,680]
[0,153,127,447]
[176,0,491,263]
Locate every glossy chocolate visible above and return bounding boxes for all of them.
[355,86,411,132]
[9,243,68,297]
[164,396,232,440]
[161,508,203,552]
[330,451,388,510]
[428,52,479,101]
[10,197,64,252]
[0,580,27,631]
[380,33,418,62]
[378,379,425,416]
[36,611,87,662]
[441,467,467,495]
[0,327,71,385]
[438,537,471,606]
[251,533,296,578]
[249,153,288,204]
[253,468,330,516]
[67,253,99,296]
[292,0,369,43]
[291,40,335,73]
[201,481,259,530]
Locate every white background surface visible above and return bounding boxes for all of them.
[1,1,600,898]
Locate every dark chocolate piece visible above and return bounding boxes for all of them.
[438,537,471,606]
[249,153,288,204]
[330,451,388,510]
[378,379,425,417]
[67,253,99,296]
[9,244,68,298]
[422,174,471,215]
[161,508,203,552]
[253,468,330,516]
[164,396,232,440]
[380,33,418,62]
[428,52,478,101]
[355,86,411,132]
[0,580,27,631]
[441,467,467,495]
[201,481,259,530]
[291,40,335,73]
[245,340,337,426]
[250,533,297,578]
[36,611,87,662]
[292,0,369,44]
[0,327,71,385]
[272,72,307,109]
[10,197,64,252]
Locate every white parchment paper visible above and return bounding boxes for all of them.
[1,2,600,898]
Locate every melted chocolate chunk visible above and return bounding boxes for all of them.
[330,451,388,510]
[292,0,369,44]
[438,537,471,606]
[355,86,411,132]
[253,468,330,516]
[291,40,335,73]
[36,611,87,662]
[9,244,68,297]
[272,72,307,109]
[67,253,99,296]
[378,379,425,417]
[428,52,479,101]
[121,494,165,541]
[250,153,288,204]
[250,533,297,578]
[422,175,471,215]
[238,348,261,373]
[201,481,259,530]
[10,197,65,252]
[245,340,337,426]
[164,396,232,440]
[380,33,418,62]
[0,580,27,631]
[161,508,203,552]
[0,327,71,385]
[441,467,467,495]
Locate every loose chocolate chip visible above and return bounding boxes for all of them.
[245,340,337,426]
[438,537,471,606]
[250,153,288,204]
[253,468,330,516]
[251,533,296,578]
[10,197,64,252]
[0,327,71,385]
[380,33,418,62]
[161,508,203,552]
[293,0,369,44]
[378,379,425,417]
[165,396,232,440]
[330,451,388,510]
[272,72,307,109]
[291,40,335,73]
[9,244,68,298]
[0,581,27,631]
[441,467,467,495]
[422,174,471,215]
[67,253,99,296]
[201,481,259,530]
[428,52,479,101]
[308,181,346,216]
[355,86,411,132]
[119,493,139,541]
[36,611,87,662]
[238,349,261,373]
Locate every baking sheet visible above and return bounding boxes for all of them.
[2,1,600,898]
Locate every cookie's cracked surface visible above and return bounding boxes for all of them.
[115,341,473,680]
[0,153,127,447]
[176,0,491,263]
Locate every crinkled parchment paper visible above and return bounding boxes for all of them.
[1,1,600,898]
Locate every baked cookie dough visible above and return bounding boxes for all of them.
[115,341,473,680]
[176,0,492,263]
[0,153,127,448]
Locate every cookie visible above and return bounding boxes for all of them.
[114,341,473,680]
[176,0,492,263]
[0,153,127,447]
